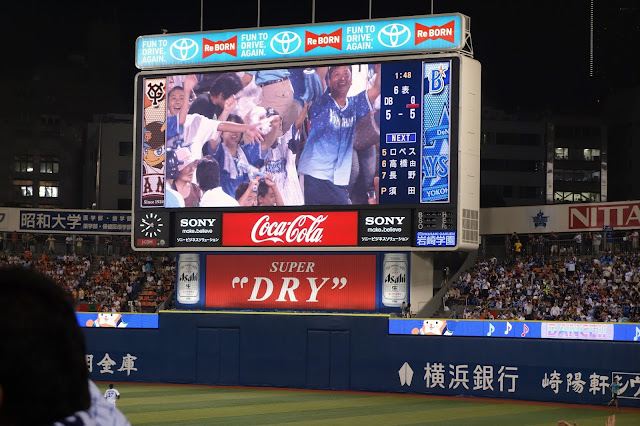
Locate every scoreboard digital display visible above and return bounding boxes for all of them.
[139,59,453,207]
[133,55,479,251]
[132,13,480,252]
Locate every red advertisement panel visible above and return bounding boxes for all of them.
[222,212,358,246]
[568,202,640,230]
[205,254,376,310]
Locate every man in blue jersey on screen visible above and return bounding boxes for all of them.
[297,64,381,205]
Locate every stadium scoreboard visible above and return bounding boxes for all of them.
[132,14,480,252]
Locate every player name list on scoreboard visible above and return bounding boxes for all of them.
[379,61,424,205]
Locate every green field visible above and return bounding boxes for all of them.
[95,383,640,425]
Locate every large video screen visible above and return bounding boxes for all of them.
[138,59,456,210]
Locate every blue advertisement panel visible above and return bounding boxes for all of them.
[389,318,640,343]
[136,15,464,69]
[77,313,159,329]
[19,210,131,234]
[415,230,456,247]
[395,360,640,406]
[84,313,640,407]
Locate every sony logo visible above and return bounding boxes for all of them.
[180,218,217,227]
[364,216,405,226]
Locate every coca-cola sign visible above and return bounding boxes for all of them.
[222,212,358,246]
[205,254,376,310]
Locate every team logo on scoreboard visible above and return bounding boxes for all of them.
[377,24,411,48]
[145,81,165,106]
[415,21,455,45]
[270,31,302,55]
[203,36,237,58]
[426,63,449,95]
[169,38,199,61]
[305,29,342,52]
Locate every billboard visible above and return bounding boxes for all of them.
[0,207,131,235]
[174,251,409,313]
[133,56,479,251]
[205,254,377,310]
[135,14,468,69]
[77,312,158,329]
[132,16,480,252]
[388,318,640,343]
[480,200,640,235]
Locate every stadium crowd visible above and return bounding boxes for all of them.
[4,229,640,322]
[445,249,640,323]
[0,245,175,313]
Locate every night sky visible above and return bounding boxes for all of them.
[2,0,599,114]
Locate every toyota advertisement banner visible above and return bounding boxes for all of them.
[136,14,465,69]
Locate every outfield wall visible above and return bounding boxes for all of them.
[84,312,640,407]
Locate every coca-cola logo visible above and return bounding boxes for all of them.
[251,214,328,244]
[223,211,358,247]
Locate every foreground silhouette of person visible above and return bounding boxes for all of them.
[0,266,129,425]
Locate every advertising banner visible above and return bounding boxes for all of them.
[222,212,358,247]
[173,211,222,247]
[389,318,640,342]
[358,210,411,246]
[205,254,376,310]
[136,14,465,69]
[568,202,640,230]
[77,313,158,329]
[132,55,479,251]
[480,200,640,235]
[19,210,131,234]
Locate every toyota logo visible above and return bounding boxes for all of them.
[170,38,199,61]
[270,31,302,55]
[378,24,411,48]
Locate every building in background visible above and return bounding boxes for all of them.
[84,114,134,211]
[0,74,86,209]
[479,109,547,207]
[550,115,606,204]
[480,109,607,208]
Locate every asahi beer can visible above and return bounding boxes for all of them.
[177,253,200,305]
[382,253,408,307]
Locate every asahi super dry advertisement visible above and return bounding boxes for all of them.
[174,252,409,313]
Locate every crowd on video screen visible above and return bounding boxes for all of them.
[141,63,383,208]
